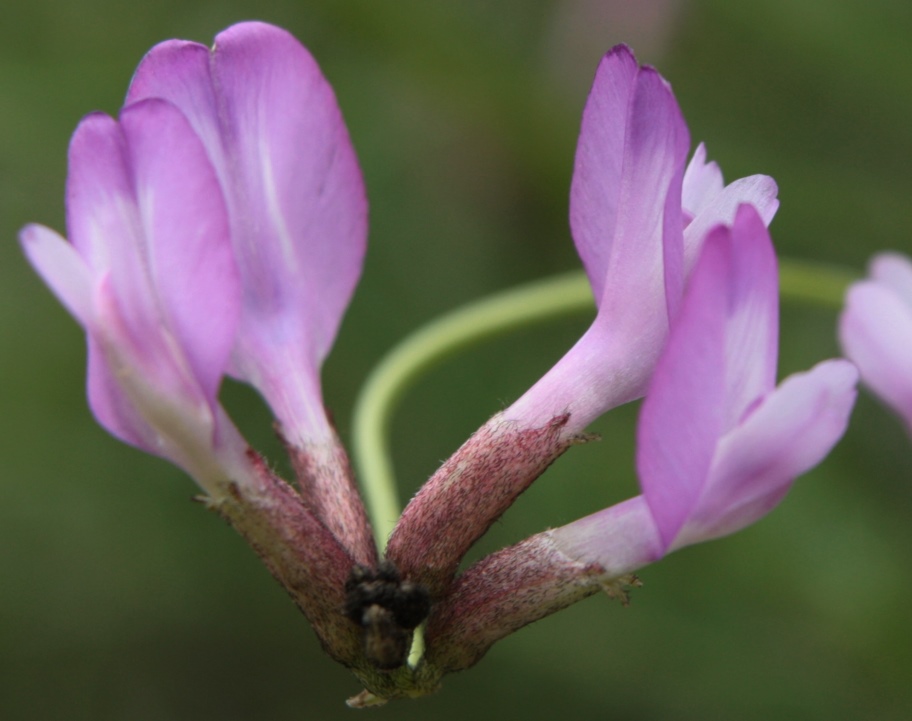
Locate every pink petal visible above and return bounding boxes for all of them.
[64,112,151,336]
[569,45,690,317]
[211,22,367,366]
[66,101,238,410]
[52,102,238,458]
[119,98,239,403]
[502,48,690,432]
[717,205,779,421]
[840,280,912,430]
[125,40,222,175]
[87,273,227,466]
[682,142,724,220]
[569,45,638,302]
[128,22,367,374]
[503,317,663,431]
[19,224,94,325]
[85,276,160,451]
[549,495,664,577]
[637,228,730,550]
[683,174,779,278]
[673,359,858,549]
[638,205,779,550]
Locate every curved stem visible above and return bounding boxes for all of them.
[777,257,858,308]
[351,259,858,552]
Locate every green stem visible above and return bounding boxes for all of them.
[778,257,859,308]
[351,258,859,552]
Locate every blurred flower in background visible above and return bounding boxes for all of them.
[840,252,912,435]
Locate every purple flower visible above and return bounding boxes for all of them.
[125,22,367,449]
[19,26,380,657]
[22,23,375,563]
[423,208,858,674]
[386,45,781,591]
[840,252,912,434]
[550,205,858,570]
[20,100,242,490]
[505,45,780,434]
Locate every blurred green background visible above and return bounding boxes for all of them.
[3,1,912,719]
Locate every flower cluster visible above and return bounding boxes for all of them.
[20,24,860,705]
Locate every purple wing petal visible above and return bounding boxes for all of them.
[638,206,779,551]
[120,99,239,403]
[717,205,779,425]
[637,226,732,551]
[673,359,858,550]
[840,280,912,430]
[60,101,237,454]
